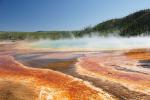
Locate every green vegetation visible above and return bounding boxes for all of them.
[0,31,74,40]
[0,9,150,40]
[0,30,94,40]
[93,9,150,36]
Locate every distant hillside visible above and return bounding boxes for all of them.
[93,9,150,36]
[0,9,150,40]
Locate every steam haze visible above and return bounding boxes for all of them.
[30,35,150,50]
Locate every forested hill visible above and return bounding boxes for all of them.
[93,9,150,36]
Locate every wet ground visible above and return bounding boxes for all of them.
[0,42,150,100]
[0,43,113,100]
[15,50,150,100]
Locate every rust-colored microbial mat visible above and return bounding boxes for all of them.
[76,49,150,99]
[0,43,150,100]
[0,43,114,100]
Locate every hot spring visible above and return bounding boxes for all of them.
[28,36,150,51]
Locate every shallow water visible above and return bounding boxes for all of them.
[30,36,150,50]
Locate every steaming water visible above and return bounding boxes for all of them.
[30,36,150,50]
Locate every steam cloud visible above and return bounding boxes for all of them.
[30,35,150,50]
